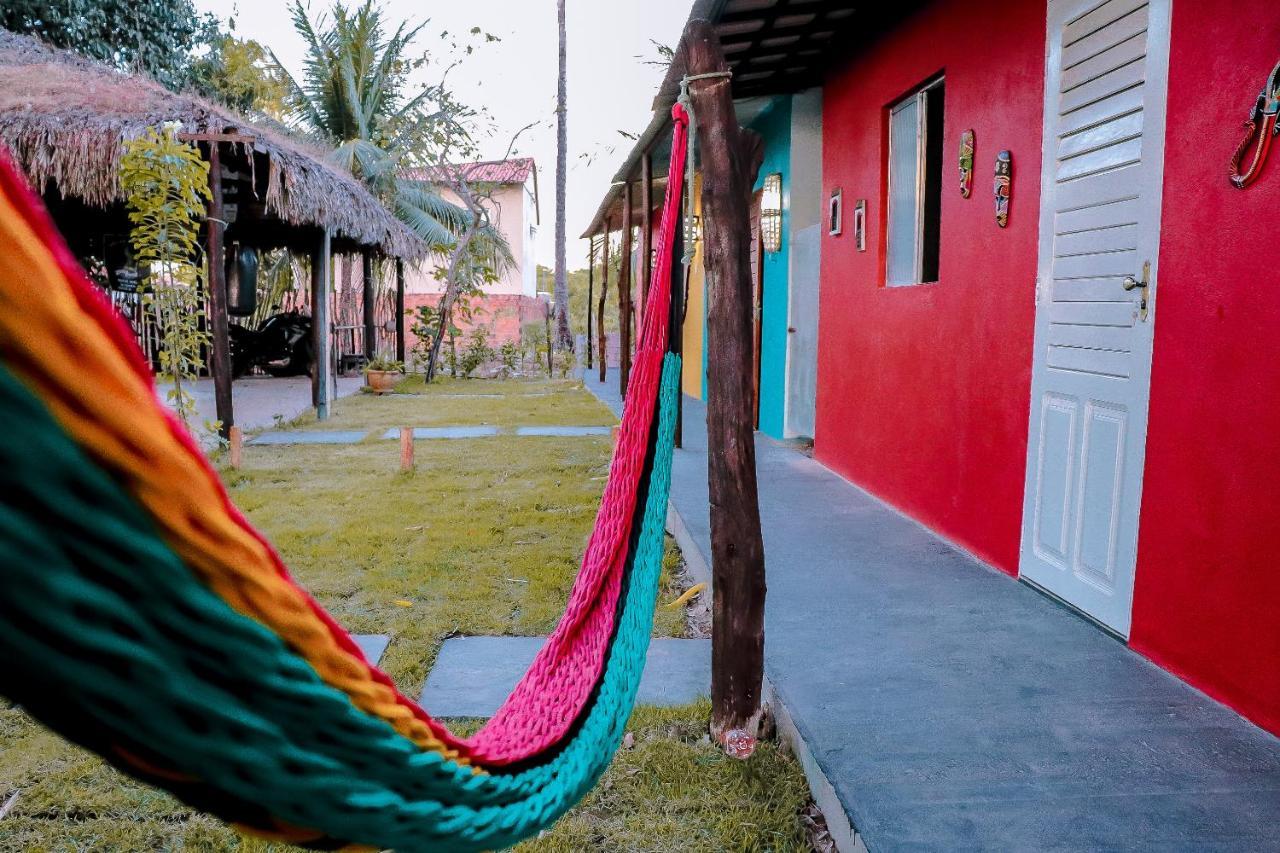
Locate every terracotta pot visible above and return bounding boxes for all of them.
[365,370,399,394]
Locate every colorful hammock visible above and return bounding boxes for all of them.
[0,104,689,851]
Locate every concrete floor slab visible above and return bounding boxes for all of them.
[582,371,1280,853]
[419,636,711,718]
[248,430,367,445]
[160,375,364,449]
[352,634,390,666]
[514,425,613,437]
[380,426,501,440]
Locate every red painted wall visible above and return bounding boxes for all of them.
[1130,0,1280,736]
[814,0,1046,573]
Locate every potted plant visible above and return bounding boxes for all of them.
[364,357,404,394]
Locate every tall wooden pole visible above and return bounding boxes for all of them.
[205,142,233,440]
[671,193,685,450]
[641,152,653,319]
[394,258,406,364]
[685,19,767,743]
[585,238,595,370]
[619,182,634,396]
[597,220,610,382]
[312,228,332,419]
[362,249,376,360]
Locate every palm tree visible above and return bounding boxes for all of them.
[553,0,572,349]
[272,0,487,250]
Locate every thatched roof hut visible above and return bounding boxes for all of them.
[0,29,420,260]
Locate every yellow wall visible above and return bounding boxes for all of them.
[681,174,705,399]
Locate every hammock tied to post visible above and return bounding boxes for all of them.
[0,103,690,852]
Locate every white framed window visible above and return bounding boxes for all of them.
[886,76,944,286]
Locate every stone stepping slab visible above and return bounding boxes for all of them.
[248,430,367,445]
[380,426,501,440]
[352,634,390,665]
[380,426,612,440]
[515,426,613,437]
[419,636,710,718]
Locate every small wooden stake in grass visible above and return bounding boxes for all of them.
[683,18,768,745]
[399,427,414,471]
[228,425,243,469]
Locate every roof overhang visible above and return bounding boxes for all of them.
[582,0,926,237]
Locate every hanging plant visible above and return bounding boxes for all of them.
[119,124,213,431]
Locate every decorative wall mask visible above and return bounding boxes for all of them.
[853,199,867,252]
[994,150,1012,228]
[959,129,975,198]
[1229,59,1280,189]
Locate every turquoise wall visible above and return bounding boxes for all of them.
[699,95,793,442]
[750,97,792,439]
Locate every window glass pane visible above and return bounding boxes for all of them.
[887,96,921,286]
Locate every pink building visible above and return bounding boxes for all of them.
[401,158,543,355]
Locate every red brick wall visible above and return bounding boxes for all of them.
[402,293,546,359]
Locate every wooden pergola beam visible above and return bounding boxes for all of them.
[311,228,332,419]
[619,182,634,396]
[641,152,654,318]
[684,17,768,744]
[205,141,233,440]
[597,220,610,382]
[395,259,406,364]
[362,250,376,360]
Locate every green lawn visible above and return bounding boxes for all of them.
[0,376,811,852]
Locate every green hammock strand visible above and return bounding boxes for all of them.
[0,354,680,852]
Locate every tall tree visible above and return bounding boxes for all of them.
[552,0,573,349]
[274,0,479,251]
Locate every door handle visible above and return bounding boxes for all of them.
[1123,261,1151,322]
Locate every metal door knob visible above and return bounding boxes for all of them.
[1122,275,1144,292]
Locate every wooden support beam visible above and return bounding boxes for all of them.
[641,152,654,319]
[205,142,234,440]
[619,183,634,397]
[684,18,767,745]
[597,221,610,383]
[312,228,332,419]
[585,238,595,370]
[399,427,414,471]
[362,250,376,360]
[670,194,685,450]
[395,259,406,364]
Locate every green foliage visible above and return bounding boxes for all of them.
[1,0,219,91]
[119,126,212,431]
[498,341,520,377]
[539,261,620,336]
[190,36,289,117]
[273,1,502,256]
[456,327,494,378]
[365,357,404,373]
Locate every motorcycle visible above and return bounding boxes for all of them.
[230,312,313,379]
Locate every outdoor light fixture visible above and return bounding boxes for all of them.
[761,173,783,253]
[687,214,702,246]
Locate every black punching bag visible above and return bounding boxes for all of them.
[226,244,259,317]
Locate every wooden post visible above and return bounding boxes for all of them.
[395,258,406,365]
[619,182,634,396]
[228,425,243,469]
[362,250,376,361]
[641,152,653,319]
[597,220,610,382]
[312,228,332,419]
[205,142,234,440]
[585,238,595,370]
[685,19,767,744]
[399,427,414,471]
[670,194,685,450]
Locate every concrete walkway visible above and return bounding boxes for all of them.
[159,375,364,447]
[583,372,1280,853]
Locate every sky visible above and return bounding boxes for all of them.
[192,0,694,268]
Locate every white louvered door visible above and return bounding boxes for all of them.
[1019,0,1171,636]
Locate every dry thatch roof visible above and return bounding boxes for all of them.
[0,29,420,258]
